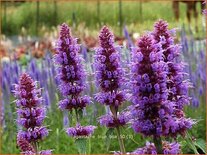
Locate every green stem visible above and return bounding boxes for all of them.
[153,136,162,154]
[75,109,79,123]
[88,137,91,154]
[116,127,125,153]
[32,141,38,154]
[110,105,125,153]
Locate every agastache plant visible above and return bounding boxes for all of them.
[130,34,170,153]
[152,19,194,136]
[13,73,51,155]
[53,23,96,153]
[130,20,194,154]
[94,26,129,153]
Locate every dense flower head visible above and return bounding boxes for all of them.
[152,19,194,136]
[99,111,130,128]
[94,26,126,107]
[54,23,90,111]
[132,141,180,154]
[13,73,51,153]
[130,33,194,137]
[152,19,192,108]
[66,123,96,137]
[13,73,49,142]
[130,34,168,136]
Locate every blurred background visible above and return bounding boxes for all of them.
[1,0,206,154]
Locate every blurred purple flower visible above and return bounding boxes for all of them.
[123,25,134,48]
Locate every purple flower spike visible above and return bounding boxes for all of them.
[94,26,128,153]
[152,19,195,136]
[13,73,51,153]
[66,123,96,138]
[94,25,127,113]
[132,141,180,154]
[54,23,96,146]
[54,23,90,111]
[153,20,192,108]
[130,34,170,137]
[94,26,126,104]
[130,20,195,141]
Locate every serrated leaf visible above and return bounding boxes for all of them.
[194,139,206,154]
[75,138,87,154]
[105,128,114,151]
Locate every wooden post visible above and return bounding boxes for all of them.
[54,0,57,26]
[118,0,123,36]
[97,0,100,27]
[139,0,142,22]
[72,11,76,29]
[36,1,40,36]
[4,2,7,28]
[97,0,101,27]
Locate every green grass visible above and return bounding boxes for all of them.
[1,1,205,37]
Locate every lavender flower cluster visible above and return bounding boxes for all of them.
[13,73,51,154]
[54,23,96,137]
[94,26,128,128]
[181,25,206,108]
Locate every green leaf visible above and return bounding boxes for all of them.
[105,128,114,151]
[184,132,199,154]
[194,139,206,154]
[75,138,87,154]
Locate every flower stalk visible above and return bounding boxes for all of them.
[94,26,129,153]
[54,23,96,153]
[153,136,162,154]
